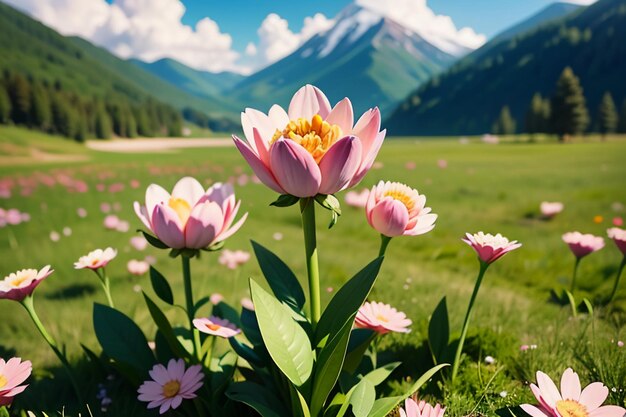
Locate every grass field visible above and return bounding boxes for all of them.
[1,127,625,416]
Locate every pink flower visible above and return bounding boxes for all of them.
[0,266,53,301]
[127,260,150,276]
[103,214,120,230]
[193,316,241,338]
[130,236,148,251]
[77,208,87,218]
[355,301,412,335]
[134,177,247,250]
[233,84,386,198]
[521,368,625,417]
[74,248,117,270]
[562,232,605,259]
[137,359,204,414]
[366,181,437,237]
[463,232,521,264]
[540,202,564,219]
[607,228,626,256]
[210,293,224,305]
[0,357,32,406]
[399,397,445,417]
[613,217,624,227]
[218,249,251,269]
[437,159,448,169]
[241,297,254,311]
[344,189,370,208]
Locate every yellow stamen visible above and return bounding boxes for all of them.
[383,190,415,211]
[10,274,29,287]
[376,315,389,323]
[556,400,588,417]
[91,259,100,266]
[168,198,192,225]
[162,380,181,398]
[206,323,221,331]
[271,114,343,163]
[0,374,7,388]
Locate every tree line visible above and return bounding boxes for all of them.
[492,67,626,140]
[0,71,183,141]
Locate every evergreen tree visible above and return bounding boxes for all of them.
[0,84,11,124]
[94,101,112,139]
[167,111,183,137]
[74,108,88,142]
[525,93,544,135]
[30,83,51,131]
[8,73,31,125]
[51,93,78,139]
[551,67,589,141]
[134,106,152,137]
[126,110,137,138]
[597,92,618,138]
[541,98,552,133]
[492,106,516,135]
[619,99,626,134]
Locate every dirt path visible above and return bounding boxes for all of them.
[86,137,233,153]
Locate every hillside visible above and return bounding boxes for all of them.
[386,0,626,135]
[228,3,459,115]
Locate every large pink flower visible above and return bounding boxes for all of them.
[607,228,626,255]
[562,232,604,259]
[463,232,521,264]
[0,266,53,301]
[400,397,446,417]
[137,359,204,414]
[355,301,412,335]
[233,84,386,198]
[134,177,247,249]
[0,357,32,406]
[521,368,625,417]
[366,181,436,237]
[193,316,241,338]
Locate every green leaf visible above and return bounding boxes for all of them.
[251,240,305,311]
[229,337,264,367]
[93,303,155,375]
[350,378,376,417]
[363,362,401,386]
[210,351,238,395]
[581,298,593,316]
[366,363,449,417]
[149,266,174,305]
[138,230,169,249]
[311,316,354,416]
[240,307,264,347]
[315,194,342,215]
[315,258,383,346]
[143,292,187,359]
[227,381,290,417]
[213,301,242,328]
[428,296,449,364]
[565,290,577,317]
[250,279,314,387]
[271,194,300,208]
[343,329,376,374]
[154,330,174,363]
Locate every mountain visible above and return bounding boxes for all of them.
[386,0,626,136]
[131,58,244,100]
[228,3,462,115]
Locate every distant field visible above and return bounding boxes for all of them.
[1,127,625,414]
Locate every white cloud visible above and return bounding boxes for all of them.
[245,42,257,56]
[356,0,486,54]
[561,0,596,5]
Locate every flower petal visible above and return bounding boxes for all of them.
[520,404,551,417]
[215,212,248,243]
[242,108,276,150]
[536,371,562,408]
[268,104,290,129]
[353,108,381,158]
[560,368,582,401]
[134,202,152,230]
[579,382,609,411]
[145,184,171,222]
[318,136,362,195]
[171,177,206,207]
[370,199,409,237]
[151,204,185,249]
[349,129,386,187]
[184,201,223,249]
[288,84,331,120]
[589,405,626,417]
[233,135,284,194]
[269,139,321,198]
[326,98,354,133]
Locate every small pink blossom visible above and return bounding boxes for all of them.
[355,301,411,335]
[137,359,204,414]
[437,159,448,169]
[193,316,241,338]
[49,231,60,242]
[127,260,149,276]
[241,297,254,311]
[521,368,625,417]
[540,202,564,219]
[130,179,141,189]
[130,236,148,251]
[562,232,605,259]
[210,293,224,305]
[77,208,87,218]
[218,249,251,269]
[115,220,130,233]
[74,248,117,270]
[463,232,521,264]
[272,232,283,241]
[399,396,445,417]
[100,202,111,213]
[613,217,624,227]
[0,266,53,301]
[607,228,626,256]
[0,357,32,406]
[344,189,370,208]
[617,341,624,348]
[62,227,72,237]
[103,215,120,230]
[520,345,530,351]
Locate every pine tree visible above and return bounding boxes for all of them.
[30,83,51,131]
[597,92,618,138]
[94,101,112,139]
[525,93,544,136]
[51,93,78,139]
[492,106,516,135]
[541,98,552,133]
[7,73,31,125]
[0,84,11,124]
[619,99,626,134]
[551,67,589,141]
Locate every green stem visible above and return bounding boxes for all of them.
[451,261,489,383]
[378,235,392,258]
[20,297,84,406]
[607,256,626,303]
[95,268,114,308]
[300,198,321,328]
[570,257,582,293]
[182,256,201,359]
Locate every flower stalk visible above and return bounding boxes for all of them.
[570,257,581,293]
[300,198,321,327]
[607,256,626,303]
[94,267,114,308]
[378,235,392,258]
[182,256,201,359]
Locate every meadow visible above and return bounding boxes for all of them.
[0,126,625,416]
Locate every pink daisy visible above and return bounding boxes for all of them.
[74,248,117,270]
[355,301,411,335]
[0,357,32,406]
[0,266,53,301]
[463,232,521,264]
[193,316,241,338]
[400,396,446,417]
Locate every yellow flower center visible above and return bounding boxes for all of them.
[162,380,181,398]
[383,190,415,211]
[206,323,221,331]
[271,114,343,163]
[10,274,29,287]
[376,314,389,323]
[0,374,7,388]
[168,198,192,225]
[91,259,100,266]
[556,400,588,417]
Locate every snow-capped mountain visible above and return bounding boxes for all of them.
[228,3,467,115]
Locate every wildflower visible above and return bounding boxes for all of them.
[344,189,370,208]
[193,316,241,338]
[218,249,251,269]
[0,266,53,301]
[540,202,564,219]
[74,248,117,270]
[127,260,149,276]
[399,396,445,417]
[463,232,521,264]
[0,357,32,406]
[355,301,411,335]
[562,232,604,259]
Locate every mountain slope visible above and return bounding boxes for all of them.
[386,0,626,135]
[131,58,244,100]
[228,4,459,115]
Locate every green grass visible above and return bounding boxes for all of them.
[1,127,625,416]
